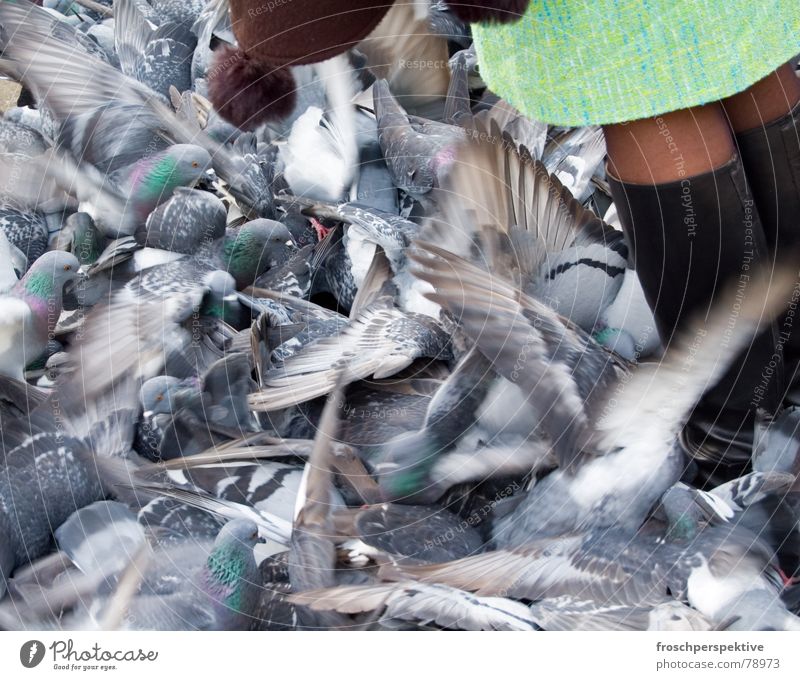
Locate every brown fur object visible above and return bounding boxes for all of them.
[207,45,297,130]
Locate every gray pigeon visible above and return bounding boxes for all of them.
[114,0,197,99]
[249,295,452,412]
[382,523,800,630]
[0,251,80,380]
[374,79,463,199]
[137,188,227,254]
[0,118,48,157]
[0,207,49,271]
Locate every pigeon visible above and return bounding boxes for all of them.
[54,501,147,580]
[114,0,197,100]
[146,353,259,458]
[137,187,228,254]
[55,212,105,267]
[287,197,420,278]
[249,295,452,411]
[0,300,168,598]
[381,522,800,630]
[410,238,794,548]
[371,347,552,503]
[373,79,462,199]
[135,375,201,460]
[19,517,265,631]
[0,143,212,239]
[107,518,264,631]
[0,207,50,271]
[0,118,48,157]
[123,219,293,320]
[0,229,24,291]
[0,251,79,380]
[0,2,272,219]
[416,121,628,335]
[721,407,800,577]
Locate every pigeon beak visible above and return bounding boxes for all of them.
[195,168,218,190]
[222,293,239,303]
[63,270,87,294]
[142,410,154,419]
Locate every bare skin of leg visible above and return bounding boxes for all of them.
[721,62,800,133]
[603,103,735,184]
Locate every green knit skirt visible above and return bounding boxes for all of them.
[472,0,800,126]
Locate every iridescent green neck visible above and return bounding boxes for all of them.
[75,228,101,265]
[200,298,237,325]
[137,154,181,201]
[667,515,698,542]
[206,547,250,609]
[20,270,56,299]
[223,234,263,282]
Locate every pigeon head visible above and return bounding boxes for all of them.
[200,519,261,615]
[222,219,294,288]
[661,485,704,541]
[14,251,80,302]
[201,270,241,324]
[65,212,103,266]
[207,0,393,130]
[162,144,213,186]
[140,375,185,417]
[375,431,444,503]
[215,519,262,549]
[133,145,213,212]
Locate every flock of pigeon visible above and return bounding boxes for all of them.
[0,0,798,632]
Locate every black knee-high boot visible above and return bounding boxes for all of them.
[736,100,800,382]
[608,155,783,486]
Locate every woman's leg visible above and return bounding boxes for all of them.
[722,63,800,388]
[604,103,734,184]
[603,104,781,485]
[722,62,800,135]
[721,62,800,251]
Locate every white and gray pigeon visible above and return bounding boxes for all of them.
[0,229,25,291]
[413,239,794,548]
[381,522,800,631]
[0,251,79,380]
[16,505,264,631]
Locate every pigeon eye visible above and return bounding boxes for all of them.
[156,394,164,402]
[63,264,72,271]
[191,161,199,168]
